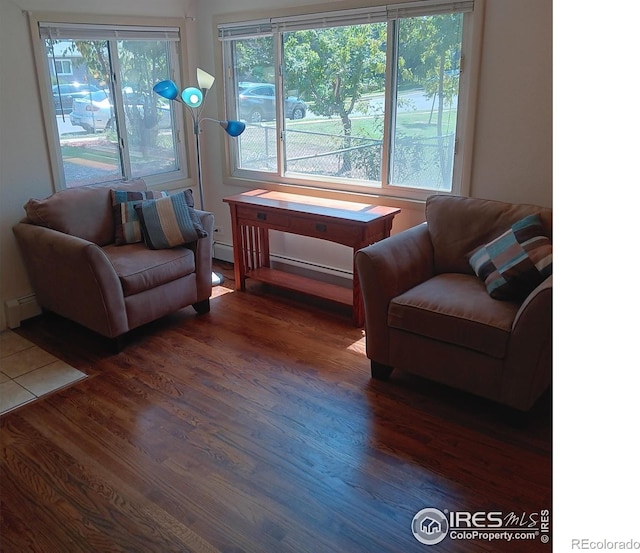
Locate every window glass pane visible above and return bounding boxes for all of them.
[116,40,178,179]
[45,33,182,189]
[232,36,278,172]
[391,14,463,191]
[48,39,124,187]
[283,23,386,183]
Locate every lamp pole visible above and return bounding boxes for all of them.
[192,117,205,210]
[153,68,246,286]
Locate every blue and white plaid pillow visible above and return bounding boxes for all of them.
[111,189,167,245]
[134,189,207,249]
[469,215,552,301]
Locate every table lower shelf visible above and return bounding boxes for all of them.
[248,267,353,307]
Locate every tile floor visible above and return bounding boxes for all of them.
[0,330,87,416]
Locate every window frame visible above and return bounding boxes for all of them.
[215,0,484,202]
[29,13,193,192]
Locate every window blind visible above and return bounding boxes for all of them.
[218,0,473,40]
[271,6,388,33]
[39,22,180,41]
[217,19,273,41]
[387,0,473,19]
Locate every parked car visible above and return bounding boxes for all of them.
[70,90,112,132]
[51,83,102,114]
[70,90,171,133]
[238,83,307,123]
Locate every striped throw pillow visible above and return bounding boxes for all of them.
[469,215,552,301]
[111,189,168,245]
[134,190,207,249]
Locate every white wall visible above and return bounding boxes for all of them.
[0,0,552,331]
[1,0,53,332]
[471,0,552,204]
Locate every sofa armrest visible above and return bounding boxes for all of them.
[13,222,129,337]
[188,209,214,301]
[355,223,435,365]
[502,275,553,410]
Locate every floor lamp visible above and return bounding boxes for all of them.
[153,68,246,286]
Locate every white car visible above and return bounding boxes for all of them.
[70,90,112,132]
[70,90,171,133]
[52,83,102,114]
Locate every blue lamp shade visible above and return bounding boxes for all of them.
[153,80,179,100]
[181,87,203,108]
[220,120,246,137]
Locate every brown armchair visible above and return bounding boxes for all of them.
[355,195,552,412]
[13,180,214,347]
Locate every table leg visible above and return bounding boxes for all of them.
[352,244,366,327]
[229,206,245,291]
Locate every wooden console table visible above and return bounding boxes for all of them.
[223,189,400,326]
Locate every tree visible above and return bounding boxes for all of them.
[398,14,463,184]
[233,37,274,83]
[70,41,110,86]
[118,40,171,151]
[283,24,386,173]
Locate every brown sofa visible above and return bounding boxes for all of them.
[13,180,214,346]
[355,195,552,412]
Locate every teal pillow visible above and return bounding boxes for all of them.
[134,189,207,249]
[469,214,552,301]
[111,189,167,245]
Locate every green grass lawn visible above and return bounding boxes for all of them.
[286,108,458,140]
[61,144,119,165]
[61,139,171,167]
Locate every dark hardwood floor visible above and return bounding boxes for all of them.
[1,263,552,552]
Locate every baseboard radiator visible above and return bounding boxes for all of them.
[5,294,42,329]
[213,242,352,287]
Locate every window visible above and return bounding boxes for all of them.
[218,0,478,199]
[33,19,187,189]
[54,59,73,76]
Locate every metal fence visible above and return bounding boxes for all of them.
[390,132,455,190]
[238,124,454,190]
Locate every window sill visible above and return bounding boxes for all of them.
[222,174,455,212]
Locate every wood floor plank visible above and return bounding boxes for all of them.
[1,272,551,552]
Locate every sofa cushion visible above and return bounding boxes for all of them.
[425,195,552,275]
[111,189,168,245]
[102,243,195,296]
[23,179,148,246]
[469,214,552,301]
[135,190,207,250]
[388,273,520,358]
